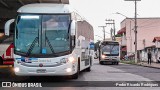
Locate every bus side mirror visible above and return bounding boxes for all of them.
[70,20,76,48]
[71,35,75,47]
[70,20,76,36]
[5,19,15,36]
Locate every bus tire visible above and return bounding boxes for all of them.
[0,56,3,65]
[112,62,114,65]
[116,62,119,65]
[71,71,78,79]
[86,66,91,72]
[71,69,79,79]
[99,61,103,65]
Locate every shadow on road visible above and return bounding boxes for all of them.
[0,67,87,82]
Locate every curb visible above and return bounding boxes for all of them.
[121,62,160,69]
[137,63,160,69]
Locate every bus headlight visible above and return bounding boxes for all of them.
[101,55,106,59]
[68,57,75,63]
[60,57,75,64]
[14,67,20,72]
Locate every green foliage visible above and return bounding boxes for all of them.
[115,34,122,37]
[120,60,136,64]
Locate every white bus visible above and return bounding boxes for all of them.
[4,4,94,79]
[98,41,120,65]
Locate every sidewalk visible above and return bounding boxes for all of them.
[138,61,160,69]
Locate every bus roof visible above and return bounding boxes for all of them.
[18,4,72,14]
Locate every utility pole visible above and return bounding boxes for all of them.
[106,19,116,41]
[113,20,116,40]
[125,0,141,63]
[98,26,106,40]
[134,0,138,63]
[110,28,113,41]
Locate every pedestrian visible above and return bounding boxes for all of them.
[147,49,152,65]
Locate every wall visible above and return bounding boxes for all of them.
[121,18,160,55]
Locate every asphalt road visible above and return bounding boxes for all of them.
[0,59,160,90]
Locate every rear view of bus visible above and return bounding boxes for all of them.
[99,41,120,65]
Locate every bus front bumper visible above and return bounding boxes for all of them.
[14,63,77,76]
[100,59,119,63]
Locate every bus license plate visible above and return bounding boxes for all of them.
[36,69,46,73]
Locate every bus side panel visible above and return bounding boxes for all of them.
[76,20,94,71]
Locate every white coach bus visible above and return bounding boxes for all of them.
[4,4,94,79]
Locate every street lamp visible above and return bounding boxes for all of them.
[115,12,128,18]
[113,12,135,22]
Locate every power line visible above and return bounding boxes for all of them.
[98,26,106,40]
[106,19,116,41]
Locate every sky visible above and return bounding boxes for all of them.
[69,0,160,42]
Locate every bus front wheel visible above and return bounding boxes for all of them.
[116,62,119,65]
[99,61,103,65]
[85,66,91,72]
[71,68,79,79]
[71,71,78,79]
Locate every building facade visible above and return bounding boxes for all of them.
[118,18,160,62]
[152,37,160,63]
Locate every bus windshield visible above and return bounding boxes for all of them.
[101,44,119,56]
[15,14,71,57]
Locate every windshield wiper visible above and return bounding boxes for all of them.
[46,36,55,54]
[26,37,38,56]
[67,20,72,39]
